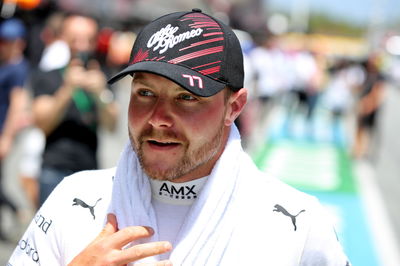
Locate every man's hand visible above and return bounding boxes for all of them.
[68,213,173,266]
[83,60,108,97]
[63,59,87,92]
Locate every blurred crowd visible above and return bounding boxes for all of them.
[1,0,399,243]
[238,32,390,155]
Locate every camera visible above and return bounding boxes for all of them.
[76,52,93,69]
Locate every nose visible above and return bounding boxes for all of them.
[148,99,173,128]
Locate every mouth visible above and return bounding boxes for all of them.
[146,139,181,149]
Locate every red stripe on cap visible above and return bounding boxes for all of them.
[181,16,214,22]
[189,22,220,28]
[192,25,220,29]
[181,18,212,22]
[192,60,222,69]
[184,13,210,18]
[191,18,214,21]
[179,37,224,51]
[131,48,149,64]
[168,46,223,64]
[199,66,221,75]
[203,32,223,37]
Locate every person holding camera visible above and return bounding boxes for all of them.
[31,14,118,206]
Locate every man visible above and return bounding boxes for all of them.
[38,11,70,72]
[31,14,118,206]
[353,54,386,158]
[9,9,350,265]
[18,12,69,210]
[0,18,31,241]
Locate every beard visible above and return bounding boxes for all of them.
[129,122,225,181]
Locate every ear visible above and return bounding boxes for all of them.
[224,88,248,126]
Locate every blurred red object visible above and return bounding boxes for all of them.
[97,27,114,56]
[3,0,41,10]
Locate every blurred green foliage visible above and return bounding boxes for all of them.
[308,13,365,37]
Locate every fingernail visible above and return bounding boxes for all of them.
[147,226,154,235]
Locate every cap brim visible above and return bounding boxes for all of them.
[108,61,226,97]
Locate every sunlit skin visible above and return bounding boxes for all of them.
[128,72,247,183]
[68,72,247,264]
[62,15,98,57]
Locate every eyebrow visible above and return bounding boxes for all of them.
[133,75,189,93]
[132,76,152,88]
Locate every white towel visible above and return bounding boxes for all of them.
[107,143,159,260]
[108,125,245,265]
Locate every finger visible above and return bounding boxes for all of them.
[69,58,84,67]
[95,213,119,241]
[107,213,118,230]
[119,241,172,265]
[108,225,155,248]
[135,259,173,266]
[87,59,100,70]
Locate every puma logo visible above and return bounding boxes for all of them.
[273,204,305,231]
[72,198,102,220]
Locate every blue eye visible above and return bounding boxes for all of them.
[179,93,197,101]
[138,89,154,97]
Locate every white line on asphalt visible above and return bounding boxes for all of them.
[355,160,400,266]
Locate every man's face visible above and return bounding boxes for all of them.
[0,39,16,62]
[128,72,232,182]
[62,16,98,57]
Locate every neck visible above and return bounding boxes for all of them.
[150,176,209,205]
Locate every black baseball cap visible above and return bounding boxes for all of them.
[108,8,244,97]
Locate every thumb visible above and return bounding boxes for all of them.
[87,59,100,70]
[69,58,84,68]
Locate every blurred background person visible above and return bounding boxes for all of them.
[0,18,31,241]
[17,126,44,210]
[21,11,69,207]
[97,29,137,166]
[31,13,119,206]
[321,58,364,146]
[353,53,386,159]
[283,44,320,139]
[38,11,70,72]
[250,33,287,122]
[16,12,68,211]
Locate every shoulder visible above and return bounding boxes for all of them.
[60,168,115,190]
[237,151,317,207]
[42,167,115,218]
[9,168,116,265]
[45,168,115,214]
[235,156,349,264]
[50,168,115,253]
[245,162,317,206]
[240,165,327,232]
[0,60,29,86]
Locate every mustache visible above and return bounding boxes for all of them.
[139,128,185,143]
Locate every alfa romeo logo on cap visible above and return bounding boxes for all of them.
[147,24,203,54]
